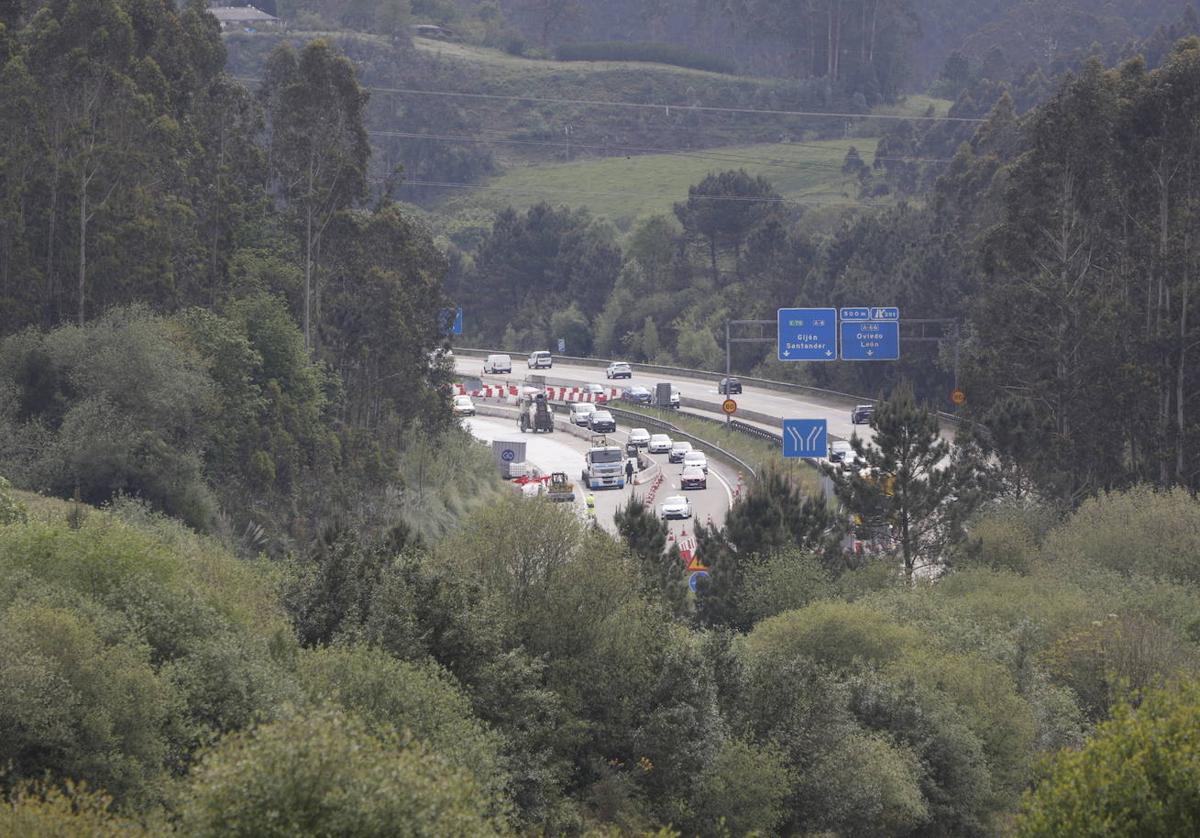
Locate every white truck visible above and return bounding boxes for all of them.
[582,435,626,490]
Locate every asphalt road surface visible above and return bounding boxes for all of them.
[455,357,881,446]
[462,414,732,540]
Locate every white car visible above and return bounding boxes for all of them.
[682,450,708,473]
[585,383,609,402]
[680,466,706,490]
[627,428,651,447]
[659,495,692,520]
[829,440,856,465]
[451,394,475,416]
[528,350,553,369]
[668,441,693,463]
[606,361,633,379]
[569,402,597,426]
[647,434,673,454]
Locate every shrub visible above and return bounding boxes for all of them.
[0,475,26,525]
[1015,680,1200,837]
[179,705,506,837]
[1044,486,1200,586]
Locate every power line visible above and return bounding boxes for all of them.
[367,129,955,168]
[233,76,985,123]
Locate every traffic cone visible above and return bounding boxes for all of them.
[667,532,675,542]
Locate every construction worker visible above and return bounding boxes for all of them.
[585,494,596,522]
[624,459,635,484]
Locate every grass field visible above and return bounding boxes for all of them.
[444,138,878,227]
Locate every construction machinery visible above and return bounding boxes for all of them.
[541,471,577,503]
[517,392,555,433]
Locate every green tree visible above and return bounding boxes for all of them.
[262,40,369,350]
[179,705,506,837]
[674,169,781,285]
[321,203,449,430]
[296,645,510,811]
[614,494,688,615]
[830,383,978,582]
[697,467,840,628]
[1015,681,1200,837]
[0,783,158,837]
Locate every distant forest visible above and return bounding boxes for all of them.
[493,0,1199,87]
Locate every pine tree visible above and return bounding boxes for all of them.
[695,467,841,628]
[830,383,979,583]
[614,494,688,616]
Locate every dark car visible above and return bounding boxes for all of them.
[851,404,875,425]
[587,410,617,433]
[719,377,742,395]
[622,386,652,405]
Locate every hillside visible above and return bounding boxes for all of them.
[434,138,881,230]
[224,31,895,204]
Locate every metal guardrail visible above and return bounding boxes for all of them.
[603,404,758,479]
[453,346,961,426]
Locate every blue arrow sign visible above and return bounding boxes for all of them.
[782,419,828,458]
[777,308,837,361]
[688,570,710,593]
[840,320,900,360]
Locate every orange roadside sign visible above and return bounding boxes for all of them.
[721,398,738,415]
[951,388,966,406]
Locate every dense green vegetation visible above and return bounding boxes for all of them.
[3,0,1200,833]
[4,452,1200,833]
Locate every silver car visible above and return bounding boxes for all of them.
[668,441,693,463]
[647,434,673,454]
[659,495,692,519]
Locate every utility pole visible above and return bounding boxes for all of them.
[725,319,778,425]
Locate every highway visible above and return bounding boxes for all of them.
[454,355,879,445]
[461,413,732,542]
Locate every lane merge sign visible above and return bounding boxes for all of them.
[777,308,837,361]
[782,419,828,458]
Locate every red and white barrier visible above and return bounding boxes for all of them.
[452,383,619,402]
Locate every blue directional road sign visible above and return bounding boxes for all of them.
[439,307,464,336]
[777,308,837,361]
[782,419,828,459]
[688,570,710,593]
[840,319,899,361]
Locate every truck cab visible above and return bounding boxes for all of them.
[582,435,626,490]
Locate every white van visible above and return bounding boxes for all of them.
[569,402,597,426]
[483,354,512,374]
[528,350,553,369]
